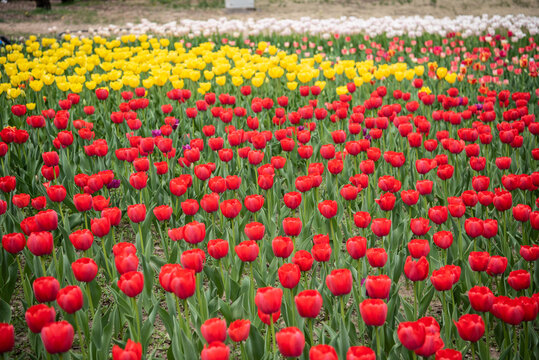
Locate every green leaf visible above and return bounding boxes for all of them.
[0,298,11,322]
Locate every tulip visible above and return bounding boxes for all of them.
[292,250,314,272]
[41,321,74,354]
[71,258,98,283]
[201,342,230,360]
[283,217,302,237]
[507,270,530,291]
[366,248,388,269]
[118,271,144,298]
[153,205,173,221]
[454,314,485,342]
[278,263,301,289]
[181,248,206,273]
[25,304,56,333]
[310,344,338,360]
[276,327,305,358]
[370,218,391,237]
[227,319,250,343]
[91,217,111,238]
[408,239,430,258]
[468,286,494,312]
[56,285,84,314]
[410,218,431,236]
[346,346,376,360]
[365,274,391,299]
[201,318,227,343]
[27,231,53,257]
[0,323,14,353]
[170,268,196,300]
[183,221,206,245]
[207,239,229,260]
[272,236,293,259]
[112,339,142,360]
[398,321,426,350]
[127,204,146,223]
[244,222,265,241]
[435,349,462,360]
[2,233,26,254]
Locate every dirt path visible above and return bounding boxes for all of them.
[1,0,539,37]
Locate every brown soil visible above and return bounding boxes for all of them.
[0,0,538,37]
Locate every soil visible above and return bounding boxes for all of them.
[0,0,539,37]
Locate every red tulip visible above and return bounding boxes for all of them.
[153,205,173,221]
[486,256,508,276]
[91,217,111,238]
[201,318,227,343]
[295,289,323,318]
[454,314,485,342]
[433,231,453,250]
[360,299,387,326]
[435,349,462,360]
[272,236,293,258]
[112,339,142,360]
[115,253,139,275]
[244,194,264,212]
[404,256,429,282]
[220,199,242,219]
[468,252,490,272]
[183,221,206,245]
[346,236,367,259]
[428,206,448,225]
[227,319,250,342]
[353,212,372,228]
[71,258,98,282]
[170,268,196,299]
[464,218,484,238]
[73,193,93,212]
[117,271,144,297]
[468,286,494,312]
[201,342,229,360]
[408,239,430,258]
[56,285,83,314]
[398,321,426,350]
[310,344,338,360]
[520,244,539,262]
[244,222,265,241]
[365,274,391,299]
[207,239,229,260]
[346,346,376,360]
[33,276,60,303]
[430,267,455,291]
[507,270,531,291]
[127,204,146,223]
[317,200,338,219]
[2,233,26,254]
[326,269,353,296]
[366,248,388,268]
[276,327,305,357]
[25,304,56,333]
[235,240,259,262]
[41,321,74,354]
[292,250,314,272]
[27,231,53,256]
[370,218,391,237]
[69,229,94,251]
[283,217,302,237]
[181,248,206,273]
[255,287,283,315]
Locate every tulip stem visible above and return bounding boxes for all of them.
[131,297,142,344]
[196,273,205,321]
[85,283,94,317]
[183,299,192,337]
[413,281,418,319]
[74,313,86,357]
[101,237,113,280]
[513,326,518,356]
[40,256,47,276]
[471,342,476,360]
[340,296,346,324]
[51,243,60,278]
[441,292,450,342]
[375,326,381,358]
[249,262,255,318]
[412,351,417,360]
[270,313,276,354]
[308,318,314,345]
[138,223,145,256]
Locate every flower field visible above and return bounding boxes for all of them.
[0,15,538,360]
